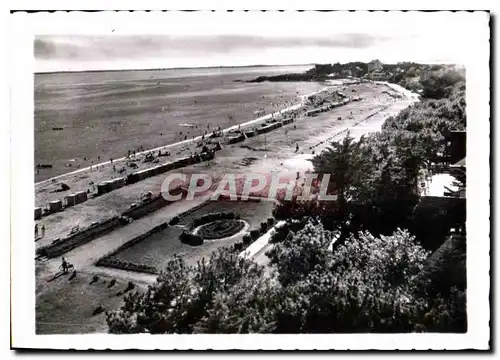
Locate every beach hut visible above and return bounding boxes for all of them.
[244,130,257,138]
[34,207,42,220]
[65,194,77,207]
[49,200,63,213]
[97,182,110,195]
[112,177,126,189]
[75,191,88,204]
[227,133,245,144]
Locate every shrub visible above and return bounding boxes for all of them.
[250,229,260,240]
[125,281,135,292]
[180,232,204,246]
[242,233,252,244]
[98,258,158,274]
[267,217,275,227]
[233,242,243,251]
[260,222,268,233]
[92,304,105,316]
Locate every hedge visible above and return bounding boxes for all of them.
[250,229,260,240]
[96,258,158,275]
[242,233,252,244]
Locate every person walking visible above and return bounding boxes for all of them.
[61,257,68,274]
[41,224,46,237]
[35,224,39,238]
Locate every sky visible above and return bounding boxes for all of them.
[32,11,479,72]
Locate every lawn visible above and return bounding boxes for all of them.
[36,269,145,334]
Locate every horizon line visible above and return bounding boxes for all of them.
[35,60,458,75]
[34,63,316,75]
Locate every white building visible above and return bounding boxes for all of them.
[367,59,383,72]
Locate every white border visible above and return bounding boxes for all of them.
[8,10,490,350]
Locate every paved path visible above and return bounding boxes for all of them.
[250,83,419,267]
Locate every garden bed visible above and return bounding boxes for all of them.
[195,219,246,240]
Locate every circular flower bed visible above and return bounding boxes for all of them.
[196,219,246,240]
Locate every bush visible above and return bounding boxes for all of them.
[267,217,275,227]
[92,304,105,316]
[260,222,268,233]
[242,233,252,244]
[169,216,180,226]
[233,242,243,251]
[125,281,135,292]
[250,229,260,240]
[180,232,204,246]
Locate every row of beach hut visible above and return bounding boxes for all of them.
[231,117,295,143]
[97,177,126,195]
[99,151,216,192]
[306,97,354,117]
[35,150,219,220]
[34,190,89,220]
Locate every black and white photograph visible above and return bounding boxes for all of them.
[8,9,490,350]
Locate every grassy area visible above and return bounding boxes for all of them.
[36,270,145,334]
[110,199,274,268]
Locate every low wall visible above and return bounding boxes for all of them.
[126,151,216,186]
[121,195,170,220]
[36,216,126,259]
[227,133,246,144]
[257,121,282,134]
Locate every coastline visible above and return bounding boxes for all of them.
[35,87,327,187]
